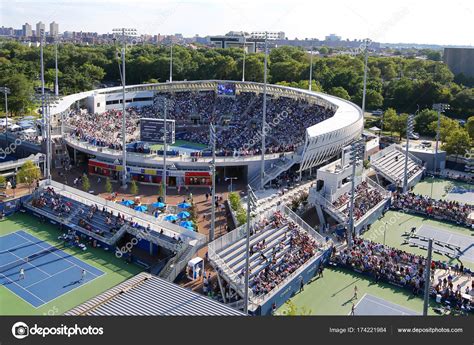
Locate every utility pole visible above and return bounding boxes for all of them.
[403,114,414,192]
[260,32,268,190]
[361,38,370,114]
[423,239,433,316]
[113,28,137,188]
[210,124,216,241]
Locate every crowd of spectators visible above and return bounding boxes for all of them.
[237,211,320,296]
[333,182,386,221]
[334,237,427,294]
[391,192,473,226]
[66,90,334,156]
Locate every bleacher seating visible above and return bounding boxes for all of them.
[215,211,320,296]
[371,145,424,187]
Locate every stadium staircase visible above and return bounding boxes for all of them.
[248,154,301,190]
[308,190,348,224]
[158,243,196,282]
[371,144,424,188]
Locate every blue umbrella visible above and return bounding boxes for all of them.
[164,214,178,222]
[177,202,191,209]
[179,221,193,228]
[151,202,166,208]
[134,205,148,212]
[177,211,190,219]
[120,200,134,206]
[184,226,195,231]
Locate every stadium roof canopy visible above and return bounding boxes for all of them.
[66,273,245,316]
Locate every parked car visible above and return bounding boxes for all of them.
[372,109,383,116]
[421,141,432,148]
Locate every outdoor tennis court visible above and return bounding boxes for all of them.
[409,225,474,263]
[352,294,419,315]
[0,230,104,308]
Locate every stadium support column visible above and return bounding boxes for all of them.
[163,96,168,203]
[210,124,216,242]
[403,114,414,192]
[40,29,47,178]
[361,38,370,114]
[308,40,314,91]
[260,32,268,190]
[423,238,433,316]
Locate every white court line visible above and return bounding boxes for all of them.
[0,272,46,307]
[364,294,417,315]
[24,266,76,289]
[7,249,52,278]
[0,232,39,253]
[348,292,367,315]
[14,231,102,278]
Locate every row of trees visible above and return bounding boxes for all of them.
[379,109,473,158]
[0,40,472,118]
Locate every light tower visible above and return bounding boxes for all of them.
[242,35,246,82]
[209,123,216,242]
[260,32,268,190]
[403,114,414,192]
[308,40,314,91]
[54,40,59,97]
[0,87,10,139]
[112,28,137,188]
[361,38,371,114]
[347,139,365,246]
[35,93,60,182]
[169,42,173,82]
[432,103,449,174]
[243,184,258,314]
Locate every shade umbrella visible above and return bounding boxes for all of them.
[177,211,190,219]
[134,205,148,212]
[184,226,195,231]
[177,202,191,209]
[22,128,36,134]
[120,200,134,206]
[164,214,178,222]
[369,126,381,132]
[179,221,193,228]
[22,116,35,120]
[151,201,166,208]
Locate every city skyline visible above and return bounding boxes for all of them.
[1,0,473,46]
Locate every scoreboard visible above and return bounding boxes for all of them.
[140,118,176,144]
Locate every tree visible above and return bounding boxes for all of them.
[466,116,474,141]
[393,113,408,140]
[414,109,438,136]
[82,174,90,192]
[428,116,460,142]
[105,177,113,194]
[328,86,350,100]
[0,175,6,188]
[382,108,398,136]
[0,73,35,115]
[130,179,138,195]
[443,128,471,161]
[16,161,41,191]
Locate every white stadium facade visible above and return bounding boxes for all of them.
[50,80,364,189]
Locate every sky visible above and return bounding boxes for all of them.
[1,0,473,46]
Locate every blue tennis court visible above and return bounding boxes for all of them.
[352,294,419,315]
[0,230,104,307]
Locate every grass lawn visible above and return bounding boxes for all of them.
[0,212,142,315]
[361,210,474,270]
[278,266,438,315]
